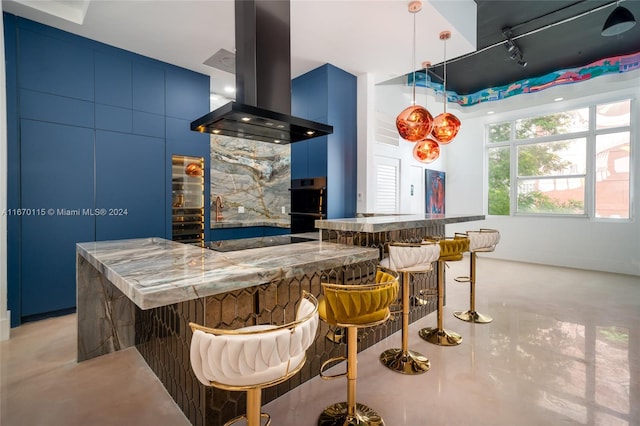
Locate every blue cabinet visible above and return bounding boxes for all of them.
[5,14,210,325]
[133,62,165,115]
[95,51,132,108]
[95,131,166,241]
[20,120,95,318]
[211,227,290,241]
[291,64,357,219]
[18,27,94,101]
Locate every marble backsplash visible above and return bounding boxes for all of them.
[210,134,291,222]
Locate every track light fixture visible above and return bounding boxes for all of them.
[602,1,636,36]
[502,27,528,68]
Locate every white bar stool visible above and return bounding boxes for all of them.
[379,241,440,375]
[189,292,319,426]
[453,229,500,324]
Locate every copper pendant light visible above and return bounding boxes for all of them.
[431,31,460,145]
[396,1,433,142]
[412,61,440,163]
[413,138,440,163]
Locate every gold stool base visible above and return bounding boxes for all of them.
[318,402,385,426]
[418,327,463,346]
[380,348,430,375]
[453,310,493,324]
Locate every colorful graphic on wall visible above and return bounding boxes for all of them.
[411,51,640,107]
[426,169,445,214]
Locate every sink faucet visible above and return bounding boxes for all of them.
[215,195,224,222]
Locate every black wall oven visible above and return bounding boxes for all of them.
[290,177,326,233]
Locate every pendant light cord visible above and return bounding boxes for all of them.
[443,34,448,113]
[412,12,417,106]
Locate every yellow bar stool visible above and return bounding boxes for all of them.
[418,235,469,346]
[189,292,319,426]
[318,269,399,426]
[453,228,500,324]
[379,241,440,374]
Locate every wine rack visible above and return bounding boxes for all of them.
[172,155,205,246]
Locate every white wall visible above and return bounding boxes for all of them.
[365,82,449,214]
[444,73,640,276]
[1,14,10,340]
[361,70,639,276]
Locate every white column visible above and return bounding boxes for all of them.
[356,73,376,213]
[1,12,11,340]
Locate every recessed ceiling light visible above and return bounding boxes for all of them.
[212,129,221,134]
[241,117,251,122]
[487,111,495,115]
[554,97,564,102]
[274,140,281,143]
[305,130,315,136]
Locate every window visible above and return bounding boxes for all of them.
[486,99,632,219]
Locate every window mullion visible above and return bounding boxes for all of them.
[585,105,597,218]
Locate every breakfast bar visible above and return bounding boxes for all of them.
[316,213,485,335]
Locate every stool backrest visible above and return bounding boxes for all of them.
[387,241,440,272]
[425,235,470,261]
[466,229,500,252]
[189,292,319,389]
[320,271,399,327]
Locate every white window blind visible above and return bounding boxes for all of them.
[375,158,399,213]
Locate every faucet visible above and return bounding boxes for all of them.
[215,195,224,222]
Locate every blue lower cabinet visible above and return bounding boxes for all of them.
[20,120,95,319]
[211,227,290,241]
[263,227,290,237]
[95,131,165,240]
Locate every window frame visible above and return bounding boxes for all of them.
[485,94,634,221]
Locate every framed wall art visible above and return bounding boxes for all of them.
[425,169,445,214]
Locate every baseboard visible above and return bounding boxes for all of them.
[0,311,10,341]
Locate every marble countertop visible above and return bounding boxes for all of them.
[77,237,377,310]
[315,213,485,233]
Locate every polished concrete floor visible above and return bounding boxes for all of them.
[1,258,638,426]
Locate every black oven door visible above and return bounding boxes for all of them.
[290,177,326,233]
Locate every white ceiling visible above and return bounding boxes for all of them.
[2,0,476,100]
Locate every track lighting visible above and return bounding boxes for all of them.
[602,1,636,36]
[502,27,527,68]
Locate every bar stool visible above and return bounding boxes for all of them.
[189,292,319,426]
[453,229,500,324]
[379,241,440,374]
[318,269,399,426]
[418,235,469,346]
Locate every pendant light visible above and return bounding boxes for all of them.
[601,1,636,36]
[431,31,461,145]
[413,138,440,163]
[413,61,440,163]
[396,1,433,142]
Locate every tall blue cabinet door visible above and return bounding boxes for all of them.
[20,120,95,318]
[95,131,165,240]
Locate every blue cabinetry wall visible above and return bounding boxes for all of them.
[291,64,357,219]
[3,13,210,325]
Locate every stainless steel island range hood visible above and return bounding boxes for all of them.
[191,0,333,144]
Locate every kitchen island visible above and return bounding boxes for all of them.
[76,236,378,426]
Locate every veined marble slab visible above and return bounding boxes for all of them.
[315,213,485,233]
[76,237,378,310]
